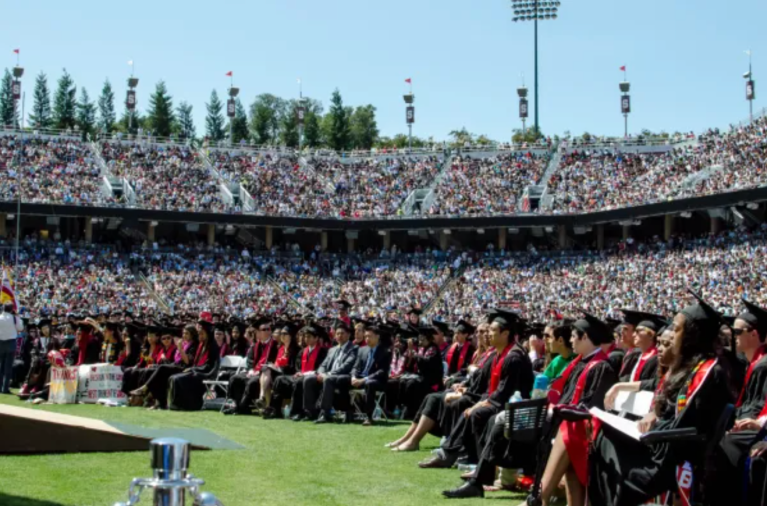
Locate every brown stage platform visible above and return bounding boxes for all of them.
[0,405,223,454]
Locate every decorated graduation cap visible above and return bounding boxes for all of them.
[573,310,614,345]
[454,319,476,335]
[738,299,767,340]
[681,289,724,341]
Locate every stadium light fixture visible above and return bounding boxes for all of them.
[745,50,755,123]
[510,0,561,135]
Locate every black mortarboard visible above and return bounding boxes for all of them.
[397,323,419,339]
[38,318,52,329]
[681,289,723,341]
[417,325,437,338]
[335,299,352,310]
[333,319,351,333]
[573,310,614,345]
[197,319,214,334]
[606,318,622,331]
[214,323,228,333]
[104,321,122,332]
[454,319,476,335]
[621,309,659,327]
[302,323,328,341]
[739,299,767,338]
[629,311,669,334]
[406,306,422,316]
[486,308,520,331]
[431,319,451,335]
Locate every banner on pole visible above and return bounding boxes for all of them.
[406,106,415,124]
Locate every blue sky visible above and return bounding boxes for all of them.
[1,0,765,142]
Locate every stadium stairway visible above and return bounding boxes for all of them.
[423,263,466,315]
[397,152,453,216]
[299,156,336,193]
[138,272,173,315]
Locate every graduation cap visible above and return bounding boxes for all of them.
[454,319,476,335]
[431,318,452,336]
[197,318,214,334]
[606,318,622,331]
[573,310,614,345]
[681,289,724,341]
[37,318,52,329]
[738,299,767,339]
[104,321,122,333]
[334,299,352,310]
[486,307,520,331]
[417,325,437,339]
[333,319,351,333]
[406,306,422,316]
[623,310,669,334]
[214,323,228,333]
[302,323,328,341]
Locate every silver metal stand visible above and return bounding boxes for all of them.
[112,438,224,506]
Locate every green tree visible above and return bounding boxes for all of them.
[511,126,543,144]
[298,98,323,148]
[280,100,300,148]
[0,69,19,128]
[376,133,426,149]
[248,93,286,145]
[52,69,77,130]
[205,90,225,141]
[146,81,175,138]
[177,101,196,140]
[326,89,350,151]
[448,127,474,147]
[231,98,249,144]
[76,88,96,139]
[349,104,379,149]
[28,72,52,129]
[116,110,145,135]
[97,80,116,134]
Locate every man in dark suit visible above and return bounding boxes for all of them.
[302,320,358,423]
[349,323,392,426]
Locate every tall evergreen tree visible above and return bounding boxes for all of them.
[304,111,322,148]
[28,72,52,129]
[349,105,379,150]
[248,94,286,145]
[146,81,175,137]
[76,88,96,139]
[205,90,225,141]
[97,80,116,134]
[52,69,77,130]
[231,99,249,144]
[177,101,196,140]
[0,69,18,128]
[327,89,350,151]
[280,100,300,148]
[117,110,144,135]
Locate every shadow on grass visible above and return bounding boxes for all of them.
[0,493,66,506]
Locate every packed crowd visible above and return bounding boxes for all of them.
[101,142,229,213]
[428,152,550,216]
[0,135,110,206]
[431,225,767,321]
[546,116,767,213]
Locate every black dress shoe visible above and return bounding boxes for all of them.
[442,482,484,499]
[418,456,453,469]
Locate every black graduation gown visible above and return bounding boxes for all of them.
[710,355,767,504]
[618,349,641,382]
[399,344,444,420]
[623,354,659,384]
[608,347,627,376]
[168,343,219,411]
[12,335,34,387]
[589,360,732,506]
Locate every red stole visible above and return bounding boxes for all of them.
[275,345,289,368]
[488,345,513,395]
[76,332,93,366]
[446,341,471,374]
[548,355,583,404]
[301,346,320,372]
[737,345,767,407]
[253,339,275,372]
[676,358,717,415]
[475,348,495,369]
[651,371,669,411]
[219,343,231,358]
[160,344,177,363]
[631,347,658,382]
[194,343,209,367]
[562,350,609,487]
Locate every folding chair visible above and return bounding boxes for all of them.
[202,355,247,411]
[350,389,389,424]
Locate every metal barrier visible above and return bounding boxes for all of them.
[112,438,224,506]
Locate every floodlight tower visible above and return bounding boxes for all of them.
[404,92,415,152]
[620,81,631,138]
[517,85,528,134]
[126,75,139,133]
[227,84,239,146]
[745,50,755,123]
[511,0,560,135]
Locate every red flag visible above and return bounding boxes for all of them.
[225,71,233,77]
[620,65,626,71]
[13,49,19,54]
[405,78,412,84]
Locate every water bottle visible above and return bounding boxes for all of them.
[532,374,549,400]
[509,390,524,430]
[282,405,291,419]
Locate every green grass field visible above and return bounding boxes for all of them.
[0,396,526,506]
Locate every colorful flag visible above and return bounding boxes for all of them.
[620,65,626,71]
[405,78,412,84]
[1,267,17,312]
[13,49,19,54]
[226,71,233,77]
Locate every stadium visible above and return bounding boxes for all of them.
[1,1,767,505]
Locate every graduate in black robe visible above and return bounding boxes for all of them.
[397,326,444,420]
[168,319,219,411]
[619,313,666,383]
[444,320,476,388]
[589,292,733,506]
[421,308,534,470]
[13,322,37,388]
[711,299,767,505]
